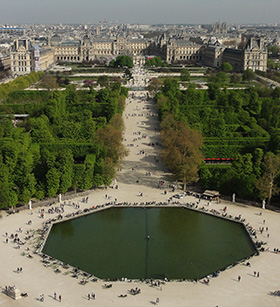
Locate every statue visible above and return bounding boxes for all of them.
[262,199,266,209]
[232,193,236,202]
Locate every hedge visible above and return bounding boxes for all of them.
[39,142,100,159]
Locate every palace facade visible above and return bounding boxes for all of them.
[10,38,54,75]
[52,35,149,63]
[8,34,267,75]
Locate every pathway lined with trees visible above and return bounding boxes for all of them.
[117,64,171,192]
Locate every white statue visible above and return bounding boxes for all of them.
[232,193,236,202]
[262,199,266,209]
[28,200,32,210]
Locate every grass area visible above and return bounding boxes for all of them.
[157,76,207,83]
[158,77,181,82]
[147,66,207,73]
[190,76,207,81]
[57,63,126,73]
[223,82,253,88]
[68,76,98,81]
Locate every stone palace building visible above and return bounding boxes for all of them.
[6,34,267,75]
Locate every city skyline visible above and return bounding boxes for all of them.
[1,0,280,25]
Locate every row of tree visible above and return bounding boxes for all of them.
[153,77,280,205]
[0,71,42,101]
[0,81,128,209]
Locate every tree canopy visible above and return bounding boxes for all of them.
[109,56,133,68]
[180,69,191,82]
[0,75,128,209]
[256,152,280,206]
[160,114,203,190]
[221,62,233,72]
[145,56,167,67]
[153,76,280,203]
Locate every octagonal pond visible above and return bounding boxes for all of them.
[42,207,256,280]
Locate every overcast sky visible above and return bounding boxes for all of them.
[1,0,279,25]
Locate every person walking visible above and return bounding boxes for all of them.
[54,292,56,300]
[238,276,241,282]
[59,295,61,302]
[156,297,160,304]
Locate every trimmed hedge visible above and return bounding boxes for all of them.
[0,72,43,101]
[40,142,100,159]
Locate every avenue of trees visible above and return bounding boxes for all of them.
[0,81,128,209]
[154,77,280,204]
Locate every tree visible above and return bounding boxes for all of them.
[101,157,116,186]
[243,69,256,82]
[269,128,280,152]
[268,45,280,58]
[57,149,74,194]
[30,115,54,142]
[46,168,60,197]
[247,91,261,115]
[96,125,127,163]
[65,84,77,105]
[97,75,109,87]
[221,62,233,72]
[256,152,280,207]
[180,69,191,82]
[109,113,125,131]
[160,114,203,190]
[215,72,229,84]
[208,82,221,100]
[232,153,258,199]
[0,162,18,209]
[230,73,242,84]
[146,56,166,67]
[146,58,156,66]
[109,56,133,68]
[147,78,163,96]
[40,75,58,91]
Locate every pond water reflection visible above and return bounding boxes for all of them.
[42,207,256,279]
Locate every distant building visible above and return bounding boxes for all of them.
[0,47,11,71]
[52,34,148,63]
[8,34,267,75]
[203,36,267,72]
[243,37,267,72]
[10,39,33,75]
[0,27,25,35]
[164,39,202,63]
[0,54,10,71]
[202,40,224,68]
[213,22,228,34]
[10,39,54,76]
